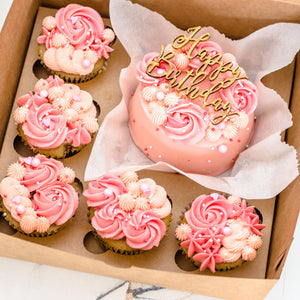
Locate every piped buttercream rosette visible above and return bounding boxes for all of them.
[0,155,79,236]
[83,171,172,253]
[37,4,115,80]
[175,193,265,272]
[14,76,99,158]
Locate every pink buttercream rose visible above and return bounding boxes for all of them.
[20,154,63,192]
[163,102,209,144]
[123,210,166,250]
[136,52,176,85]
[22,103,68,149]
[83,174,126,209]
[55,4,104,51]
[32,180,78,225]
[91,204,127,240]
[66,121,91,147]
[185,194,234,231]
[220,79,258,114]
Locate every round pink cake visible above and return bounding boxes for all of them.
[128,26,258,175]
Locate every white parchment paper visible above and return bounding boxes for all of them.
[85,0,300,199]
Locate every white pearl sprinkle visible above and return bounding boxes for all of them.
[36,181,40,185]
[149,146,152,149]
[208,159,211,163]
[158,154,162,159]
[211,147,215,151]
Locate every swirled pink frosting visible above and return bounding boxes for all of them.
[55,4,104,51]
[22,103,68,149]
[83,174,126,209]
[220,79,258,114]
[163,102,209,145]
[185,194,234,230]
[32,180,78,225]
[92,204,127,239]
[123,210,166,250]
[20,154,63,192]
[136,52,175,85]
[65,121,91,147]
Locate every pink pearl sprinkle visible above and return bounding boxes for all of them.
[222,226,232,236]
[39,89,48,98]
[82,59,91,68]
[104,188,113,197]
[157,68,165,75]
[210,193,219,200]
[218,144,227,154]
[16,204,26,215]
[73,94,81,101]
[156,91,165,101]
[31,158,40,167]
[140,183,151,196]
[12,196,20,204]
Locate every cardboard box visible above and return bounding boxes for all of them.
[0,0,299,299]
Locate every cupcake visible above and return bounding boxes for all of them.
[14,76,99,158]
[37,4,115,83]
[128,26,258,175]
[83,171,172,254]
[0,154,79,236]
[175,193,265,272]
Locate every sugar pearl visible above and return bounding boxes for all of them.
[218,144,227,154]
[222,226,232,236]
[82,59,91,68]
[31,157,40,167]
[39,89,48,98]
[16,204,25,215]
[104,188,113,197]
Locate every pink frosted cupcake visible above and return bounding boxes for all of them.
[0,154,79,236]
[83,171,172,254]
[175,193,265,272]
[37,4,115,83]
[14,76,99,158]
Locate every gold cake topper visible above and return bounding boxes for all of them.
[146,26,248,125]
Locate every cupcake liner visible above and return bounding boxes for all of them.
[17,124,95,159]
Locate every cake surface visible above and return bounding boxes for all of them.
[0,155,79,236]
[128,26,258,175]
[83,171,172,253]
[14,76,99,158]
[37,4,115,81]
[175,193,265,272]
